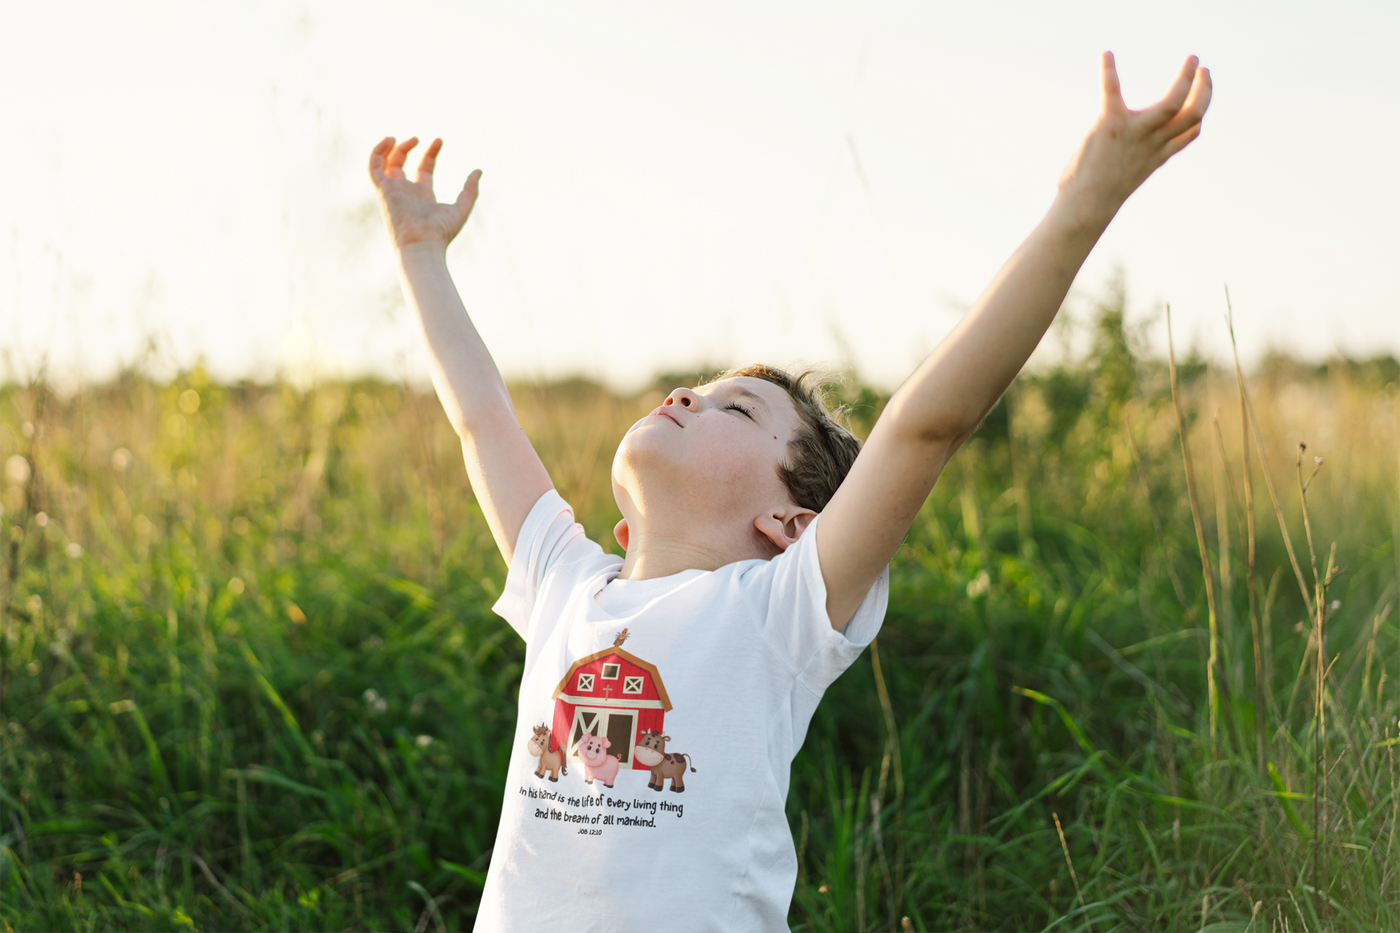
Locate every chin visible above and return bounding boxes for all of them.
[613,425,680,477]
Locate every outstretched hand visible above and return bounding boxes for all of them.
[1059,52,1212,216]
[369,137,481,251]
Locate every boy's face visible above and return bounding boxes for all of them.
[611,376,803,543]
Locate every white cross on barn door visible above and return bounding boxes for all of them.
[567,706,636,765]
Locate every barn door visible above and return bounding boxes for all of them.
[567,707,636,765]
[605,712,634,765]
[569,709,600,758]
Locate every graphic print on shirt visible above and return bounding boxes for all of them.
[526,627,698,794]
[635,731,698,792]
[526,723,567,782]
[577,733,622,787]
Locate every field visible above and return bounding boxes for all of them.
[2,303,1399,931]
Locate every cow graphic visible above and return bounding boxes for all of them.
[578,735,622,788]
[635,731,696,793]
[526,724,567,782]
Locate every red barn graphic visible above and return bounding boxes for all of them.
[552,648,672,771]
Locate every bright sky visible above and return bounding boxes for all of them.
[3,1,1397,390]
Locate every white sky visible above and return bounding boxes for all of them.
[3,1,1397,390]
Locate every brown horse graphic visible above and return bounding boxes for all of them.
[526,724,567,782]
[634,730,696,792]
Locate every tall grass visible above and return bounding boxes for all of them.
[1,305,1398,930]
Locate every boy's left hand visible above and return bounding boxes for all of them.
[815,53,1210,631]
[370,137,482,252]
[1058,52,1212,221]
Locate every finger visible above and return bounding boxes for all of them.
[1184,66,1212,119]
[415,138,443,184]
[1141,55,1199,130]
[368,136,394,184]
[452,168,483,222]
[388,137,418,174]
[387,137,418,176]
[1101,51,1125,114]
[1159,122,1202,161]
[1157,66,1212,141]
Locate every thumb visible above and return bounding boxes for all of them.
[453,169,482,221]
[1101,51,1125,114]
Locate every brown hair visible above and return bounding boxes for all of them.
[712,364,862,513]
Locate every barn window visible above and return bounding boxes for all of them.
[577,673,595,692]
[623,676,643,694]
[601,663,621,679]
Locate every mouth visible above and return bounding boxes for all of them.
[649,408,682,427]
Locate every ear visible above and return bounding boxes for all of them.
[613,518,630,551]
[754,506,817,553]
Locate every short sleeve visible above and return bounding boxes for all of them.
[743,514,889,694]
[491,489,610,640]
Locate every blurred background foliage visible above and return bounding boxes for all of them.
[2,290,1399,930]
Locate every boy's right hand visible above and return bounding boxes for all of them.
[369,136,554,568]
[369,137,481,252]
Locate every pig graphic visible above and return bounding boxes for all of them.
[578,735,621,788]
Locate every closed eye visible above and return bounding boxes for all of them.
[724,402,754,419]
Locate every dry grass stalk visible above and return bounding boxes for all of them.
[869,638,905,805]
[1295,444,1339,921]
[868,637,905,925]
[1225,301,1268,774]
[1262,568,1283,722]
[869,792,896,933]
[1224,288,1314,620]
[1052,811,1086,917]
[1167,306,1225,749]
[1212,412,1247,710]
[1212,412,1236,609]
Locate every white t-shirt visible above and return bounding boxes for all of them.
[475,490,888,932]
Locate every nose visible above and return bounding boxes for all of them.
[664,387,700,410]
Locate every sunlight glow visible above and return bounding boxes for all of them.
[1,1,1396,389]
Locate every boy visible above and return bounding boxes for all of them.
[370,52,1210,930]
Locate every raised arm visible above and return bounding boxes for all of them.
[370,137,553,565]
[818,53,1212,629]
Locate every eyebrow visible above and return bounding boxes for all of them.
[725,385,770,409]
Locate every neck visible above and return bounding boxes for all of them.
[615,536,725,581]
[615,517,778,581]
